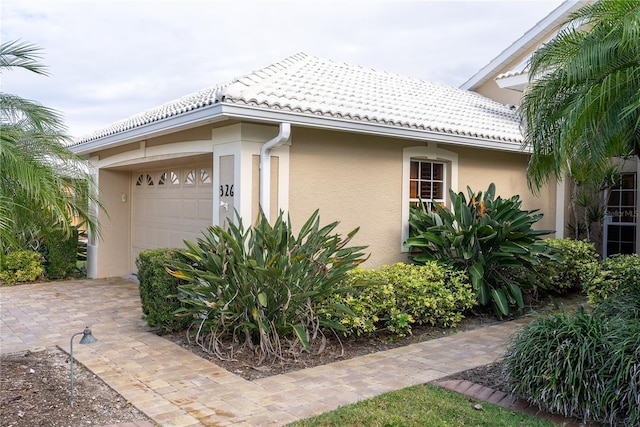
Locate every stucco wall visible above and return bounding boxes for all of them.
[288,128,406,267]
[288,128,557,268]
[455,146,557,233]
[95,169,131,277]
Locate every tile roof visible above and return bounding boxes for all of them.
[73,53,523,147]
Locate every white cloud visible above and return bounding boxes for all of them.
[1,0,565,138]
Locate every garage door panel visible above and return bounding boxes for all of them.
[132,166,213,266]
[144,227,156,246]
[156,229,169,247]
[183,199,198,219]
[167,199,182,218]
[199,200,213,219]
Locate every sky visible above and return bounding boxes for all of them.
[2,0,565,139]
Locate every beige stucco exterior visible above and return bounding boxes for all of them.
[85,125,218,277]
[84,122,292,277]
[91,169,131,278]
[288,128,406,267]
[454,146,557,233]
[286,127,557,268]
[83,120,559,277]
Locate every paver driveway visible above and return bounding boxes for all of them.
[1,278,527,426]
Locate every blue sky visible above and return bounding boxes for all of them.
[2,0,565,139]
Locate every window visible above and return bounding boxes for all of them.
[170,171,180,185]
[184,169,196,185]
[608,173,637,224]
[605,173,637,255]
[199,168,212,185]
[158,172,167,186]
[409,160,445,206]
[402,145,458,252]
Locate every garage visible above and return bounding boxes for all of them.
[131,165,213,264]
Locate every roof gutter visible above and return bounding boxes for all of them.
[260,122,291,221]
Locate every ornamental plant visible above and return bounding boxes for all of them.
[405,183,555,318]
[167,209,368,365]
[0,250,43,284]
[333,262,476,337]
[42,225,79,279]
[504,298,640,426]
[136,248,191,332]
[534,238,599,294]
[584,254,640,305]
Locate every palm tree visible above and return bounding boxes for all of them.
[521,0,640,191]
[0,40,102,253]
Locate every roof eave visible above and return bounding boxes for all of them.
[495,72,530,92]
[69,104,225,156]
[69,103,526,157]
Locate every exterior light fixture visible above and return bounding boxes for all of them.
[70,326,97,406]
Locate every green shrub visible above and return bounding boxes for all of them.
[594,286,640,322]
[333,262,476,336]
[583,254,640,305]
[167,209,368,364]
[504,302,640,426]
[136,248,191,332]
[405,183,556,318]
[43,226,79,279]
[535,238,598,294]
[0,250,44,284]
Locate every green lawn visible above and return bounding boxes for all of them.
[287,383,554,427]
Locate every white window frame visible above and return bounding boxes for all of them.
[409,160,446,206]
[401,144,458,252]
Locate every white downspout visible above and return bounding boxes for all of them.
[260,122,291,221]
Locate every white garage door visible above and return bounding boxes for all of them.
[131,166,213,264]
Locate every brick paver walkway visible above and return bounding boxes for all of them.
[1,278,560,426]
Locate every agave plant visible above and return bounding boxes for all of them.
[405,183,556,318]
[166,209,368,364]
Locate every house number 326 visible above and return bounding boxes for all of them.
[219,184,234,197]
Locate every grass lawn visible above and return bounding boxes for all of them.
[287,383,554,427]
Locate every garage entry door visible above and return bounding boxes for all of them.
[131,165,213,266]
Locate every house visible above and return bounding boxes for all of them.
[70,52,559,279]
[462,0,639,258]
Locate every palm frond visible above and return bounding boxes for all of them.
[522,0,640,190]
[0,40,106,251]
[0,40,48,75]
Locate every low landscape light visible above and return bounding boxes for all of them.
[70,326,97,406]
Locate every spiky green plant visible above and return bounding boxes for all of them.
[167,209,368,364]
[504,300,640,426]
[405,183,555,318]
